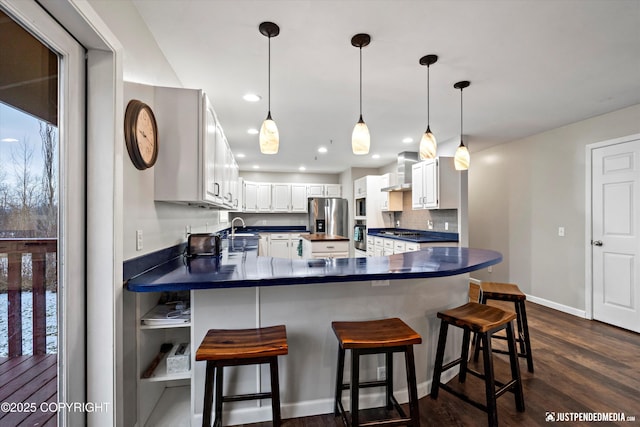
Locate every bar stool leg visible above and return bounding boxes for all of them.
[334,347,345,416]
[350,349,360,427]
[385,350,394,410]
[202,361,215,427]
[430,321,449,399]
[404,345,420,426]
[214,364,224,427]
[517,300,534,373]
[459,328,471,383]
[269,357,282,427]
[481,333,498,427]
[506,323,525,412]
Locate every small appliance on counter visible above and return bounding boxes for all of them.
[186,233,222,257]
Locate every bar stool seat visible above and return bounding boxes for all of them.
[196,325,288,427]
[431,302,525,427]
[474,282,534,373]
[332,318,422,427]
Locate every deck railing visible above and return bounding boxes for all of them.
[0,238,57,357]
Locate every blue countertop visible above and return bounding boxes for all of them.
[367,228,459,243]
[125,236,500,292]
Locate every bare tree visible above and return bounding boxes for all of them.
[9,138,38,234]
[39,122,57,237]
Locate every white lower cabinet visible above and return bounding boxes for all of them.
[264,232,308,259]
[302,239,350,259]
[367,236,458,256]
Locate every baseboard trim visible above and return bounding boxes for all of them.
[526,294,587,318]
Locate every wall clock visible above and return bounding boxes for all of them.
[124,99,158,170]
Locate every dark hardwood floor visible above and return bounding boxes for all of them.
[238,302,640,426]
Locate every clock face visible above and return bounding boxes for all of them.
[136,107,156,164]
[124,100,158,170]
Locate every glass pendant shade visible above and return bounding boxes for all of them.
[352,116,370,155]
[454,142,470,170]
[259,112,279,154]
[419,126,437,160]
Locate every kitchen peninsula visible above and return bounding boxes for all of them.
[126,237,501,425]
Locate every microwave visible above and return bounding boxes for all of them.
[355,197,366,216]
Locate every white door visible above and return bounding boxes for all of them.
[592,137,640,332]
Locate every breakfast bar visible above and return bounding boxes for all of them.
[126,238,501,425]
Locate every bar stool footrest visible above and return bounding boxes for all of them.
[222,392,273,403]
[439,382,488,413]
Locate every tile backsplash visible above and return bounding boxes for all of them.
[394,193,458,232]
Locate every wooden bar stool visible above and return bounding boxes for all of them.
[332,317,422,427]
[474,282,534,373]
[196,325,288,427]
[431,302,525,427]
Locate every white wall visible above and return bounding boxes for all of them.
[88,0,231,261]
[469,104,640,312]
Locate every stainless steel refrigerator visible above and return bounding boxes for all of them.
[308,198,349,236]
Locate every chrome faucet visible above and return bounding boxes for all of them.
[231,217,246,238]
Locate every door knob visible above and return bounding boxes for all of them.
[591,240,603,246]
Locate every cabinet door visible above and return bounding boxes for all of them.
[244,181,258,212]
[307,184,325,197]
[380,174,390,211]
[325,184,341,197]
[423,159,438,208]
[229,161,240,210]
[272,184,291,212]
[212,122,226,205]
[204,103,218,202]
[354,177,367,197]
[291,184,308,212]
[289,235,304,259]
[256,183,272,212]
[411,163,425,209]
[270,238,290,259]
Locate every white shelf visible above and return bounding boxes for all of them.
[142,355,191,383]
[140,322,191,330]
[144,385,190,427]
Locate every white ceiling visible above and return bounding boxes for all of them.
[131,0,640,174]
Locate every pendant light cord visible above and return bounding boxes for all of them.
[460,87,464,144]
[427,65,430,126]
[359,46,363,118]
[268,35,271,113]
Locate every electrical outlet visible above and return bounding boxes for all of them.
[427,220,434,230]
[488,266,493,273]
[136,230,143,251]
[377,366,386,381]
[558,226,565,237]
[445,222,449,230]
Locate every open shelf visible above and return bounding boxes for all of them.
[141,355,191,382]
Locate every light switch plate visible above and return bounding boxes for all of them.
[136,230,143,251]
[558,226,565,237]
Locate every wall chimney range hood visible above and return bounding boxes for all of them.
[381,151,419,192]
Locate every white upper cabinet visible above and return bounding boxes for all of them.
[412,157,459,210]
[153,86,238,209]
[307,184,341,198]
[272,184,291,212]
[290,184,308,212]
[380,173,402,212]
[243,181,258,212]
[256,183,272,212]
[354,177,367,198]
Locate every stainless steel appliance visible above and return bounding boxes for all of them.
[355,197,366,216]
[353,220,366,251]
[308,198,349,236]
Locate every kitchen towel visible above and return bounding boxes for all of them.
[354,226,362,242]
[297,239,303,257]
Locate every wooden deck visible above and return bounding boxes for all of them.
[0,354,57,426]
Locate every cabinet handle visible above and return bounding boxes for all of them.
[326,245,335,249]
[214,182,220,196]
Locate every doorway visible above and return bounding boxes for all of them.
[586,133,640,333]
[0,2,85,425]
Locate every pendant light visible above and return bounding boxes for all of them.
[259,22,280,154]
[419,54,438,160]
[453,80,471,170]
[351,33,371,155]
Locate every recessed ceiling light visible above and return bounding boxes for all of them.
[243,93,261,102]
[253,165,260,169]
[247,128,259,135]
[318,147,328,153]
[402,137,414,144]
[299,166,306,171]
[236,153,246,158]
[372,154,380,159]
[1,138,19,142]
